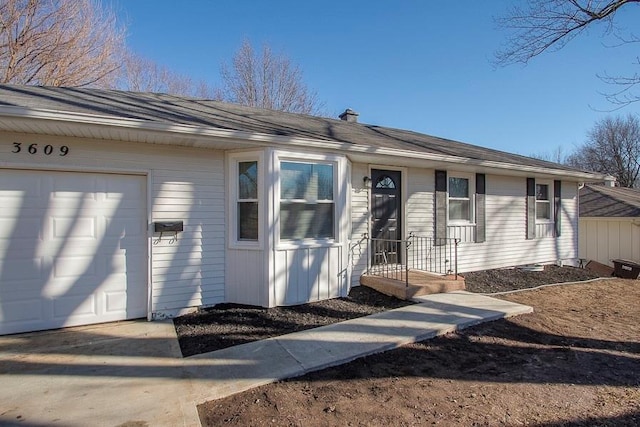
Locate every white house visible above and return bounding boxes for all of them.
[0,85,603,335]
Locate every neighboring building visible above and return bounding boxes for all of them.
[0,85,604,335]
[579,183,640,267]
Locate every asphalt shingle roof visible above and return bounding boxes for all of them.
[580,184,640,217]
[0,84,588,173]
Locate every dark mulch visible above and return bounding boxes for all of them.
[173,286,413,357]
[463,264,602,294]
[174,265,606,357]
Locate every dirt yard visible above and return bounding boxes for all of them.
[198,279,640,426]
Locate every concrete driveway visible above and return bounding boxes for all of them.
[0,319,200,427]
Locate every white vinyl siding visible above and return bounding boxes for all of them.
[405,167,434,273]
[406,167,433,236]
[349,163,370,287]
[579,217,640,266]
[274,246,345,305]
[225,249,267,306]
[455,176,578,272]
[150,161,225,315]
[1,132,226,320]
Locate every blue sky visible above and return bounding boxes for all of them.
[112,0,640,158]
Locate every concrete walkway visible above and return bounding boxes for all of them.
[0,291,532,427]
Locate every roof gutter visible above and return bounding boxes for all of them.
[0,105,605,181]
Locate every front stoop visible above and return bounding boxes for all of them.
[360,270,466,300]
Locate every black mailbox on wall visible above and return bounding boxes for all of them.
[154,221,184,233]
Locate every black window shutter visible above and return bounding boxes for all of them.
[554,180,561,237]
[475,173,486,243]
[435,170,447,242]
[526,178,535,239]
[435,170,447,192]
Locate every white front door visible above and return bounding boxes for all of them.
[0,169,147,335]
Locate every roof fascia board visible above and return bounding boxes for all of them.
[0,105,605,181]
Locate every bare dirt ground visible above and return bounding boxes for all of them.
[198,279,640,426]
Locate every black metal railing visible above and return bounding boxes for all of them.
[367,236,408,285]
[407,232,459,277]
[365,232,459,287]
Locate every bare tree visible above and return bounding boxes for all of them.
[219,40,322,114]
[120,52,217,97]
[495,0,640,105]
[0,0,127,87]
[566,114,640,187]
[530,145,570,164]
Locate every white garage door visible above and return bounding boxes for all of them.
[0,169,148,335]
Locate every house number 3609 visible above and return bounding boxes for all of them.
[12,142,69,156]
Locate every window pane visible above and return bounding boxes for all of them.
[449,199,470,221]
[536,184,548,201]
[238,202,258,240]
[315,164,334,200]
[239,161,258,200]
[281,162,333,200]
[280,203,334,239]
[536,201,551,220]
[449,177,469,198]
[375,175,396,189]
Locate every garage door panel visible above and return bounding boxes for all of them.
[0,217,44,239]
[105,291,128,313]
[2,299,43,323]
[0,259,44,281]
[51,217,98,239]
[53,255,98,279]
[0,170,148,335]
[53,294,97,319]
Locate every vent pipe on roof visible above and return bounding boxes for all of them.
[339,108,359,123]
[604,176,616,187]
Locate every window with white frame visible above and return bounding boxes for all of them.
[237,160,259,240]
[448,175,473,222]
[280,161,335,240]
[535,183,551,221]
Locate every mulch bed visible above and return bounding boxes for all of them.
[173,286,413,357]
[174,265,605,357]
[463,264,601,293]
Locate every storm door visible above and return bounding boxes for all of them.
[371,169,402,265]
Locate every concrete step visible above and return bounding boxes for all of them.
[360,270,466,300]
